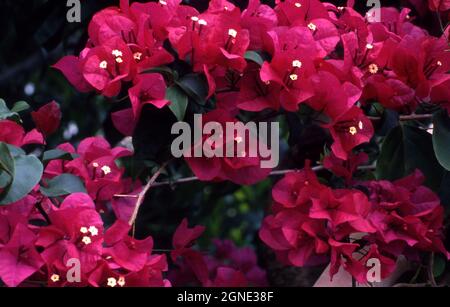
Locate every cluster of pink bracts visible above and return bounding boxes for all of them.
[0,117,267,286]
[54,0,449,179]
[260,166,448,283]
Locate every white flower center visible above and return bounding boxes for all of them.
[80,227,88,234]
[228,29,238,38]
[107,277,117,287]
[307,23,317,31]
[101,165,112,175]
[50,274,60,282]
[88,226,99,236]
[99,61,108,69]
[82,236,92,245]
[292,60,302,68]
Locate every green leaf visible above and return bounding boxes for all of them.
[0,154,43,205]
[376,124,445,191]
[433,254,446,278]
[0,99,20,121]
[42,149,77,163]
[0,99,9,113]
[40,174,86,197]
[377,109,399,137]
[5,144,25,157]
[11,101,30,113]
[244,51,264,66]
[166,85,188,121]
[0,171,11,189]
[176,74,208,105]
[0,142,14,176]
[432,109,450,171]
[142,66,176,78]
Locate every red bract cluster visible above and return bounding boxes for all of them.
[259,167,449,283]
[31,101,62,136]
[43,136,138,213]
[0,101,271,287]
[1,193,169,287]
[169,219,267,287]
[184,110,272,185]
[54,0,448,177]
[0,114,168,286]
[0,120,45,147]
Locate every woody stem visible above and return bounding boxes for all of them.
[115,165,376,196]
[128,161,170,226]
[368,114,433,121]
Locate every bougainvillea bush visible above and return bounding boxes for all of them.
[0,0,449,287]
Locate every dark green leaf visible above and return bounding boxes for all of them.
[142,66,177,78]
[432,109,450,171]
[0,171,11,189]
[0,142,14,175]
[6,144,25,157]
[376,125,445,191]
[132,105,177,161]
[176,74,208,105]
[244,51,264,66]
[166,85,188,121]
[0,99,19,121]
[433,254,446,278]
[42,149,77,163]
[0,154,43,205]
[40,174,86,197]
[0,99,9,113]
[11,101,30,113]
[377,109,399,136]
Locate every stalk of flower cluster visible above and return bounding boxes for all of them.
[127,161,169,226]
[115,164,376,198]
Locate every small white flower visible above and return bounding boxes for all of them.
[228,29,238,38]
[107,277,117,287]
[88,226,99,236]
[82,236,92,245]
[99,61,108,69]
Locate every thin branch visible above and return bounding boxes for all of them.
[114,194,139,198]
[427,252,438,287]
[368,114,433,121]
[435,3,448,41]
[115,164,376,197]
[392,282,429,287]
[152,175,199,188]
[409,265,422,284]
[114,95,129,103]
[128,161,169,226]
